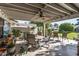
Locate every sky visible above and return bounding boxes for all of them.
[51,17,79,25]
[16,17,79,26]
[16,20,30,24]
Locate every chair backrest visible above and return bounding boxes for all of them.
[27,34,36,45]
[53,32,58,37]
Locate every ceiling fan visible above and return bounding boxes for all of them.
[31,9,51,22]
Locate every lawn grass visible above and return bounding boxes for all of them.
[55,32,78,40]
[67,32,79,40]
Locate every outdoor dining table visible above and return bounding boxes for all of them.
[35,35,44,40]
[16,40,27,44]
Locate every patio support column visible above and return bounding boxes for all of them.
[43,22,46,37]
[9,23,12,34]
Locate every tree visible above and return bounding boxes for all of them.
[31,21,43,27]
[54,23,58,29]
[59,23,74,37]
[31,21,43,35]
[45,22,52,37]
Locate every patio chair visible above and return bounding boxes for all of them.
[53,32,58,38]
[26,34,38,51]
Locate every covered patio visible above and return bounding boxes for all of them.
[0,3,79,36]
[0,3,79,56]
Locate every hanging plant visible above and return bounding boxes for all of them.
[12,29,22,37]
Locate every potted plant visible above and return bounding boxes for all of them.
[12,29,22,40]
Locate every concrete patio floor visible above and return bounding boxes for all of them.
[21,38,78,56]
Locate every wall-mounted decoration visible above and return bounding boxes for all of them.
[3,20,10,37]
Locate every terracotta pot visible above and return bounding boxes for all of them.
[0,48,6,51]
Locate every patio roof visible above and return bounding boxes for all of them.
[0,3,79,22]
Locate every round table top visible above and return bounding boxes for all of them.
[16,40,27,44]
[35,35,44,40]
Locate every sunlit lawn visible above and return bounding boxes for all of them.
[67,32,79,40]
